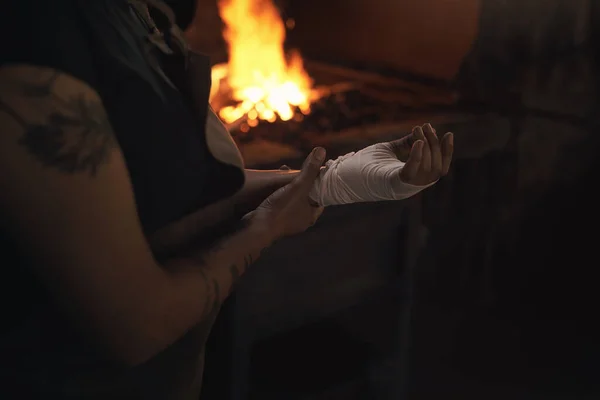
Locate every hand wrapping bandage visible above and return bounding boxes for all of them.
[309,143,434,206]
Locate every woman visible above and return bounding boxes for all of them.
[0,0,452,398]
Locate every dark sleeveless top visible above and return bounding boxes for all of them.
[0,0,243,398]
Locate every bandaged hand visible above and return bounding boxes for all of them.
[309,123,454,206]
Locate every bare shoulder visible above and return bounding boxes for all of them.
[0,64,117,177]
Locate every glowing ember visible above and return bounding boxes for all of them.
[210,0,316,126]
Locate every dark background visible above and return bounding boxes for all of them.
[178,1,600,398]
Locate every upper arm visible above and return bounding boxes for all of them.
[0,65,170,363]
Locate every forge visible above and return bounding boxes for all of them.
[220,61,462,167]
[223,62,459,168]
[192,0,477,168]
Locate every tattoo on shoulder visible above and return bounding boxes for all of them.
[0,68,117,177]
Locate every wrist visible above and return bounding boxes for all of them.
[245,169,299,186]
[237,170,300,214]
[242,211,277,248]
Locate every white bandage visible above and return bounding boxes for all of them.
[309,144,434,206]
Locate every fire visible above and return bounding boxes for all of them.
[210,0,315,127]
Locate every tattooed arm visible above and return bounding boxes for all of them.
[0,65,273,366]
[149,168,299,257]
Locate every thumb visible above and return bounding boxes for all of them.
[294,147,326,191]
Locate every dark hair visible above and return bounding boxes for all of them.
[75,0,167,99]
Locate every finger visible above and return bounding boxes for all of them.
[399,140,424,183]
[413,124,426,142]
[415,126,431,172]
[388,132,416,161]
[423,123,442,175]
[441,132,454,175]
[294,147,326,191]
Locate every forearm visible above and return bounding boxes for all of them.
[145,218,272,362]
[147,172,301,351]
[241,169,299,211]
[134,156,326,364]
[149,169,298,257]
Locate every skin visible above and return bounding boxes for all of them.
[0,64,325,366]
[390,123,454,185]
[0,63,452,369]
[149,168,302,257]
[149,125,454,256]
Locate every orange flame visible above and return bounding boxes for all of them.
[210,0,314,126]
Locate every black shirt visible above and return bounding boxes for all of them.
[0,0,243,398]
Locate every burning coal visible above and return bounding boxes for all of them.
[210,0,319,129]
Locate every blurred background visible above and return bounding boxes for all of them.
[168,0,600,398]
